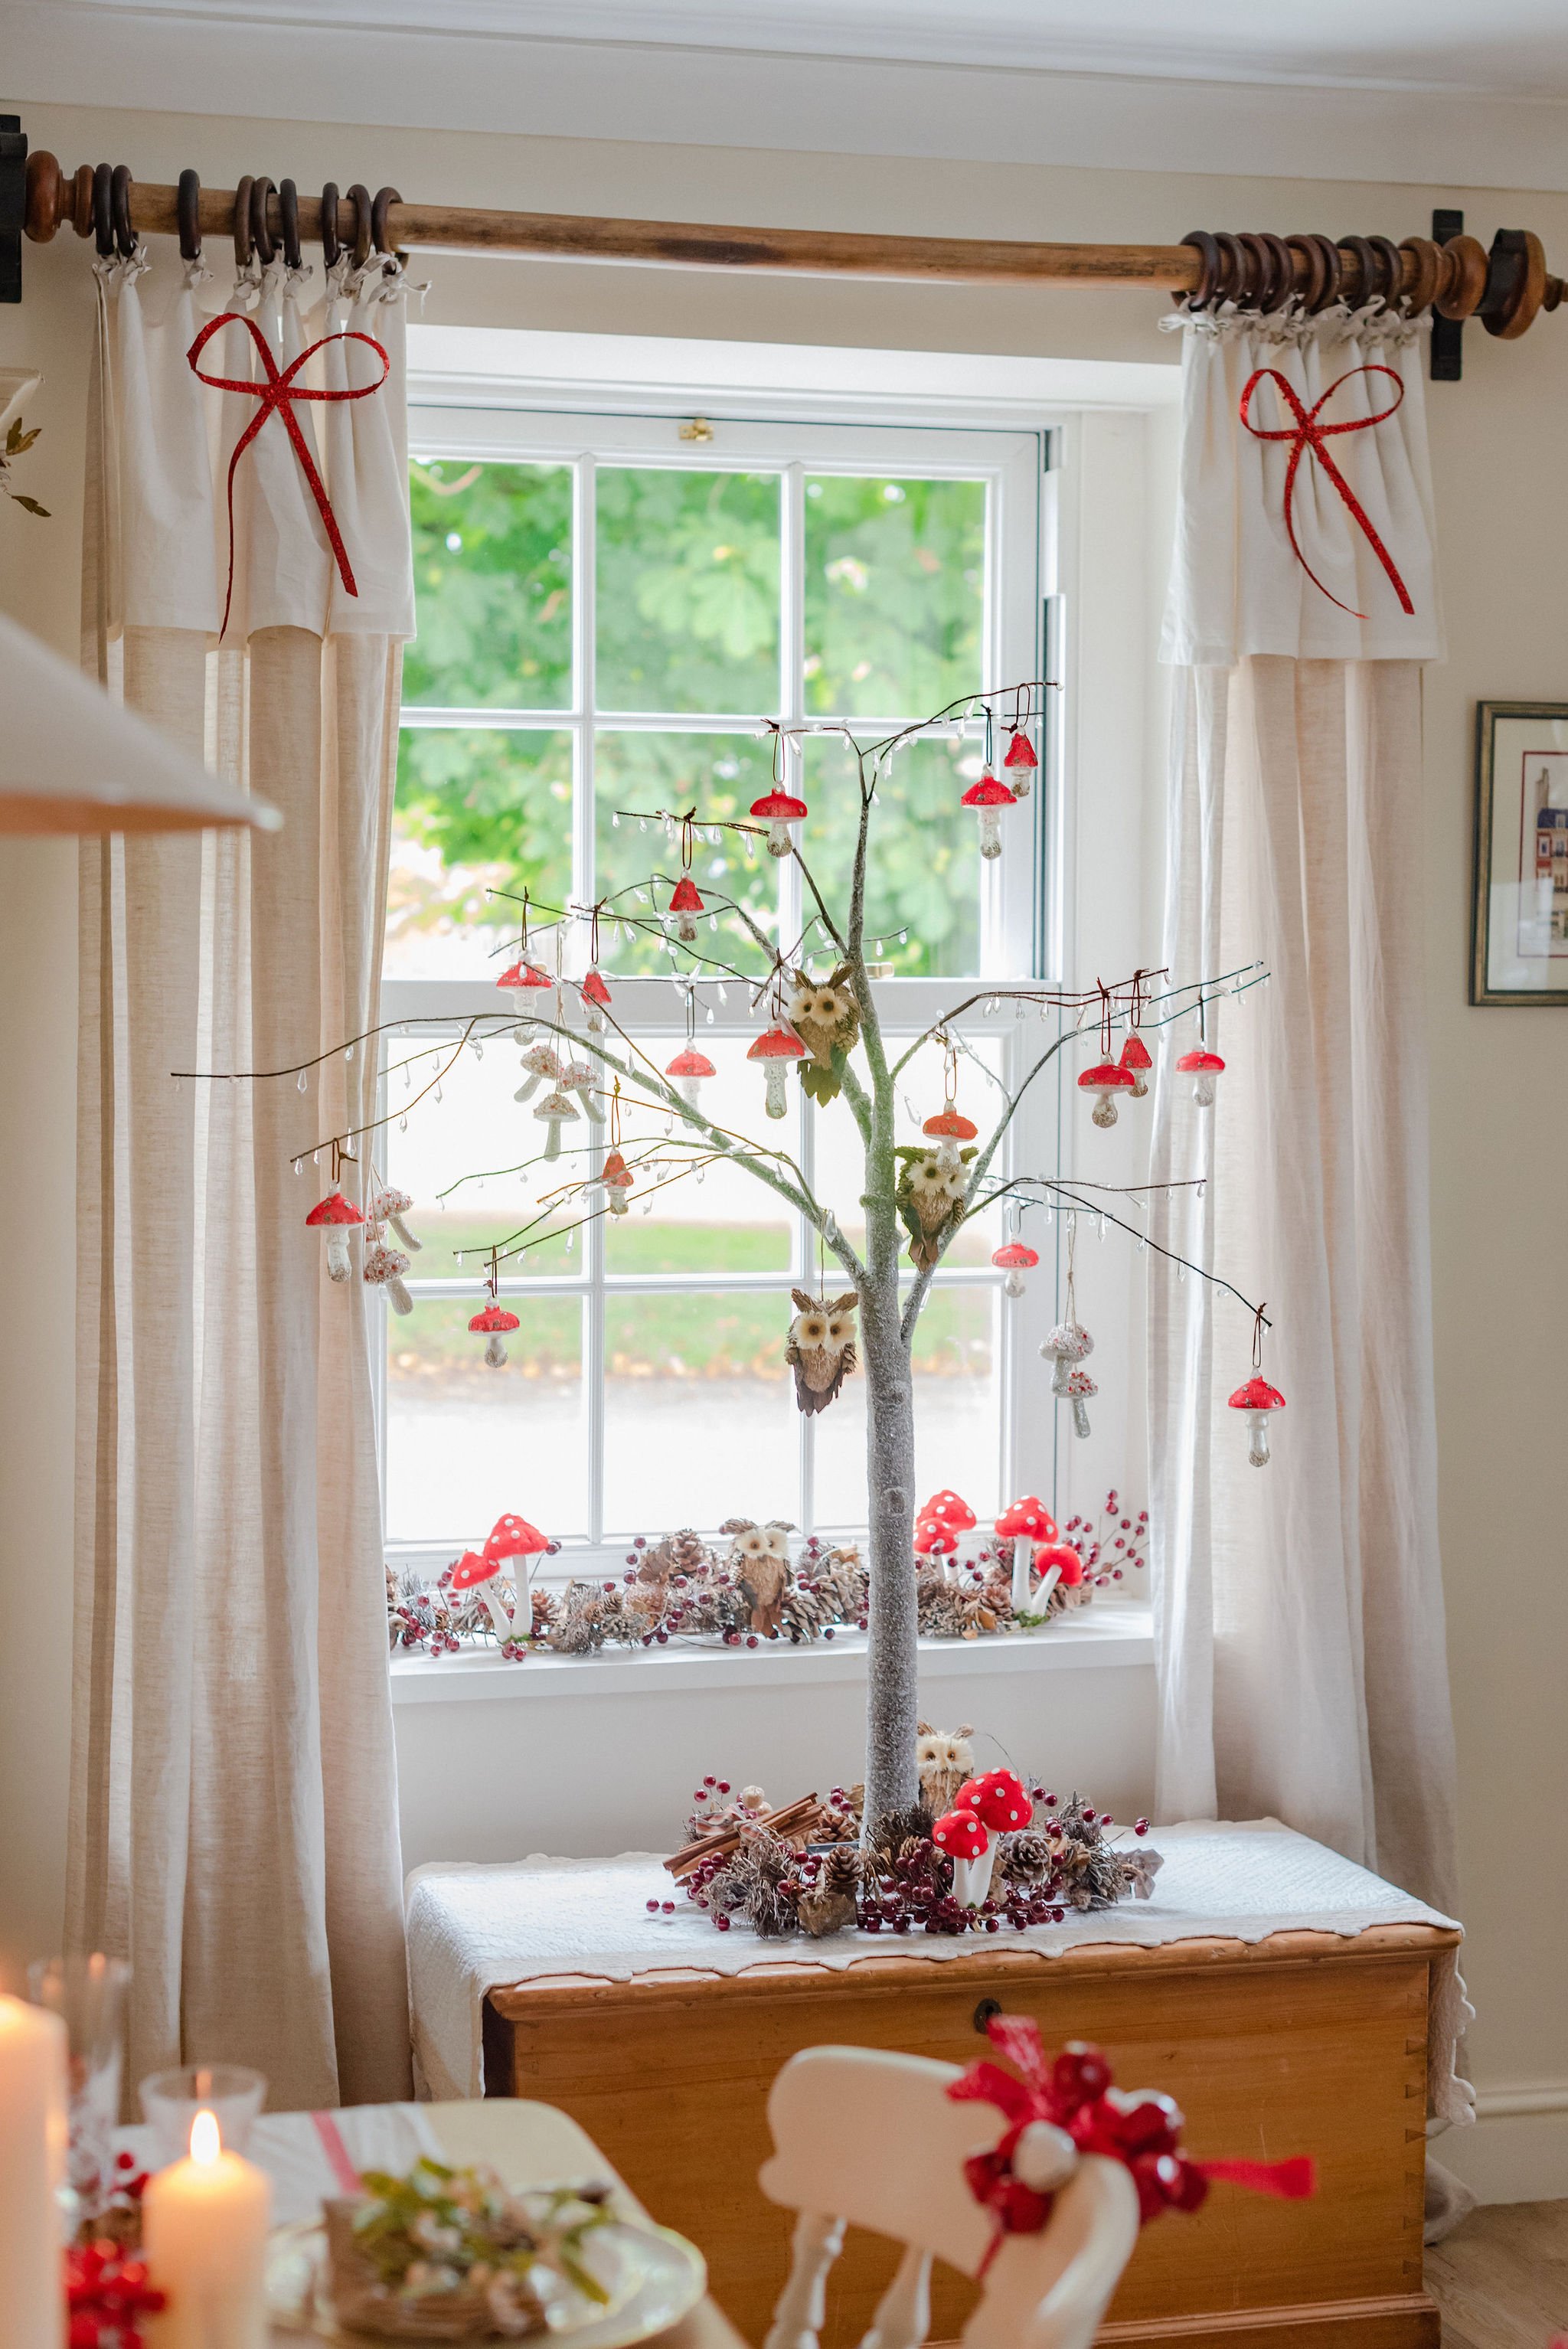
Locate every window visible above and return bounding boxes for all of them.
[380,401,1061,1571]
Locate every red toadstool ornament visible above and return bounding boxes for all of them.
[469,1300,521,1369]
[932,1805,993,1906]
[995,1495,1059,1611]
[483,1511,551,1643]
[959,771,1017,860]
[923,1103,978,1174]
[1176,1046,1225,1108]
[922,1490,976,1539]
[1119,1033,1153,1098]
[750,786,808,858]
[600,1149,635,1214]
[580,968,613,1034]
[665,1045,715,1109]
[1003,725,1038,796]
[1032,1539,1085,1608]
[667,874,704,944]
[747,1024,805,1118]
[956,1768,1033,1833]
[305,1188,364,1284]
[363,1240,413,1315]
[913,1517,959,1562]
[1079,1057,1135,1129]
[991,1240,1039,1299]
[497,956,553,1037]
[1229,1374,1285,1468]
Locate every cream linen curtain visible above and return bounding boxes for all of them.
[1149,303,1462,1929]
[71,246,414,2107]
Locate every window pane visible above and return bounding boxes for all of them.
[812,1286,1001,1525]
[603,1292,798,1533]
[605,1054,794,1275]
[404,460,572,709]
[386,728,573,981]
[594,733,781,976]
[384,1035,590,1279]
[804,475,985,718]
[386,1295,587,1541]
[802,733,982,979]
[596,468,781,714]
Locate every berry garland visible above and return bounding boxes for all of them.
[388,1492,1147,1664]
[662,1779,1160,1941]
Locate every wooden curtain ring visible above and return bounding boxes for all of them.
[1285,234,1327,313]
[1338,235,1381,308]
[1259,232,1295,310]
[91,162,114,259]
[1212,231,1249,305]
[320,182,341,270]
[233,174,255,270]
[1178,230,1221,310]
[1305,233,1343,312]
[250,176,276,268]
[278,178,303,272]
[346,182,372,267]
[1368,236,1404,309]
[1482,228,1547,340]
[371,185,401,257]
[1435,233,1488,321]
[177,168,202,263]
[1237,233,1277,310]
[1397,237,1440,315]
[110,165,137,259]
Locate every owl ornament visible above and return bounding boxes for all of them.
[916,1720,977,1818]
[895,1145,973,1271]
[720,1517,797,1637]
[787,965,861,1106]
[786,1289,858,1416]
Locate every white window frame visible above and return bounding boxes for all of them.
[381,395,1072,1583]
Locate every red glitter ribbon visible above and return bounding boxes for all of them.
[1238,362,1414,621]
[187,311,390,639]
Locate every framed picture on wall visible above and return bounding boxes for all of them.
[1472,701,1568,1005]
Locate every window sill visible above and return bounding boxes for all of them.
[387,1603,1152,1704]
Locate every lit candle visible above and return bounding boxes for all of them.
[0,1992,68,2349]
[143,2110,271,2349]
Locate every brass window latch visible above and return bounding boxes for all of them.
[679,417,715,445]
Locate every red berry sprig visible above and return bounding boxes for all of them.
[65,2241,167,2349]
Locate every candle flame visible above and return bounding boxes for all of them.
[190,2109,220,2165]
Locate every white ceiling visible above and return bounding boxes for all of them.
[38,0,1568,94]
[11,0,1568,191]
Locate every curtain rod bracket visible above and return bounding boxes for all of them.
[0,116,26,303]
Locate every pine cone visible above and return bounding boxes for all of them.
[643,1528,710,1582]
[797,1888,856,1938]
[869,1804,932,1858]
[812,1806,861,1844]
[998,1832,1054,1882]
[820,1845,861,1897]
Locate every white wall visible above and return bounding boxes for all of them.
[2,94,1566,2195]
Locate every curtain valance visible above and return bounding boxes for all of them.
[1160,308,1441,668]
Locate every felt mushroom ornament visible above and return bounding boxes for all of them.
[1119,1032,1153,1098]
[991,1239,1040,1298]
[959,770,1017,860]
[665,1045,716,1109]
[363,1240,413,1315]
[1030,1537,1085,1611]
[600,1149,635,1214]
[1002,722,1037,797]
[923,1102,978,1174]
[667,875,704,944]
[995,1495,1059,1612]
[1079,1056,1135,1128]
[1230,1375,1285,1466]
[534,1086,580,1161]
[1176,1045,1225,1107]
[1064,1365,1098,1439]
[931,1805,991,1907]
[747,1024,805,1117]
[750,783,808,858]
[514,1042,562,1104]
[957,1766,1032,1835]
[305,1187,364,1283]
[469,1274,521,1367]
[1043,1317,1093,1396]
[372,1185,422,1253]
[580,968,613,1034]
[497,956,553,1038]
[560,1060,605,1125]
[913,1517,959,1566]
[483,1511,551,1642]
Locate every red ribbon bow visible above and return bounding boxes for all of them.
[187,311,390,639]
[1238,362,1414,622]
[949,2017,1314,2269]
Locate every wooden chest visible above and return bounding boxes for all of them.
[484,1924,1459,2349]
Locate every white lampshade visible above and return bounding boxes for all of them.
[0,610,280,835]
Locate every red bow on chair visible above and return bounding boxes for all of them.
[949,2015,1314,2267]
[1238,362,1415,622]
[187,311,391,639]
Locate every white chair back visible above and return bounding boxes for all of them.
[759,2045,1140,2349]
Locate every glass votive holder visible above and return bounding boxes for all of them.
[28,1953,132,2228]
[139,2065,266,2165]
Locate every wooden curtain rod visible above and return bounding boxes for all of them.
[19,151,1564,338]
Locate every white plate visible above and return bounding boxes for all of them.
[266,2214,707,2345]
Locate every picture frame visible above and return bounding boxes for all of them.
[1472,701,1568,1005]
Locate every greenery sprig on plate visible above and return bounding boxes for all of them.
[330,2159,612,2339]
